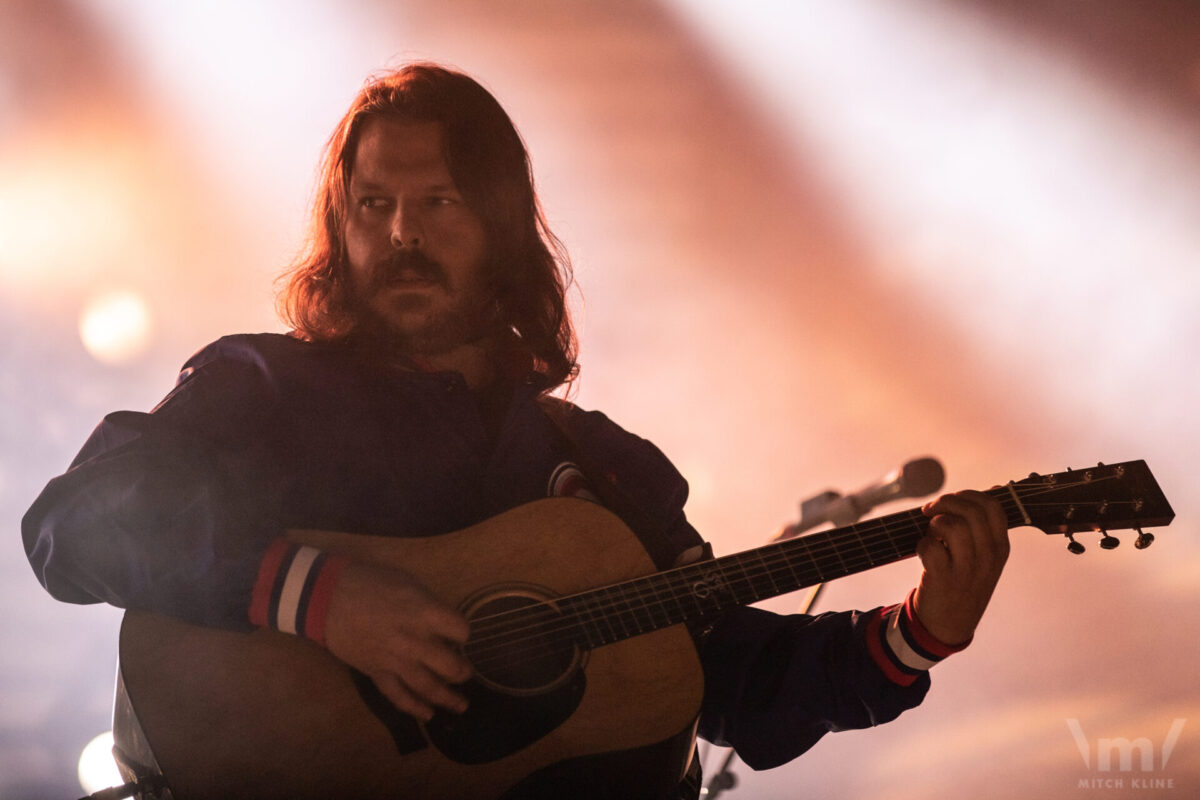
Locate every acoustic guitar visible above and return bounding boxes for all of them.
[115,460,1174,799]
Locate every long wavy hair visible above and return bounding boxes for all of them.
[277,63,578,388]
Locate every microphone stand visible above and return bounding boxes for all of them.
[704,580,825,798]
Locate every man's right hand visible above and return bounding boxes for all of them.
[322,561,474,722]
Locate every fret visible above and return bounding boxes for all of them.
[634,576,669,631]
[616,580,647,634]
[661,571,692,626]
[671,564,704,620]
[583,587,620,645]
[991,485,1028,528]
[774,541,805,591]
[846,523,876,568]
[751,548,783,599]
[561,608,592,650]
[785,535,826,586]
[902,513,929,553]
[725,552,755,605]
[632,574,672,631]
[737,552,772,606]
[827,531,852,576]
[681,562,719,618]
[809,529,851,579]
[556,592,592,648]
[876,515,910,561]
[608,583,639,638]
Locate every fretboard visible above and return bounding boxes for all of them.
[551,486,1021,649]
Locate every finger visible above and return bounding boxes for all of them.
[391,589,470,644]
[915,530,952,572]
[373,672,435,722]
[927,509,978,568]
[942,490,1009,562]
[955,489,1007,535]
[925,491,999,548]
[424,641,474,684]
[392,634,473,684]
[388,628,472,681]
[418,604,471,645]
[928,492,1012,581]
[396,661,469,714]
[981,492,1010,550]
[923,491,990,528]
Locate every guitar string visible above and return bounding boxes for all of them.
[464,499,980,667]
[462,479,1139,668]
[462,478,1140,668]
[463,477,1144,669]
[463,508,934,669]
[464,476,1099,643]
[463,506,952,670]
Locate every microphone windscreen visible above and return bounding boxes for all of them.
[900,457,945,497]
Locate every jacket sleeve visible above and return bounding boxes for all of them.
[697,603,931,769]
[21,339,286,630]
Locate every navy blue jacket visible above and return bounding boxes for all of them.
[23,333,928,780]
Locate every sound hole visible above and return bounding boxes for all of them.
[463,590,581,695]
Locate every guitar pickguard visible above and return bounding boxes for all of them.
[426,670,586,764]
[350,669,427,755]
[350,665,587,765]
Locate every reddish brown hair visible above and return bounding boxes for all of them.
[277,63,578,388]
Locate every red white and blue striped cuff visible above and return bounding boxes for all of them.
[864,589,971,687]
[249,539,347,646]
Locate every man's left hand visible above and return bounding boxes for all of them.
[913,490,1010,646]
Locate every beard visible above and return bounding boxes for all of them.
[349,249,496,357]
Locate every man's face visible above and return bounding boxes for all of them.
[344,118,491,354]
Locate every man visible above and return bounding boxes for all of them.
[23,64,1009,799]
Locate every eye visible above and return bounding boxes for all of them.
[358,196,391,210]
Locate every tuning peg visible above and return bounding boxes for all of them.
[1099,529,1120,550]
[1134,528,1155,550]
[1066,533,1086,555]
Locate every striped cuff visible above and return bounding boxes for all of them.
[864,590,972,686]
[249,539,347,646]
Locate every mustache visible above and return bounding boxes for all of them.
[367,249,448,292]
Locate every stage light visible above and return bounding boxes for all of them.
[79,289,153,365]
[78,730,121,796]
[0,139,139,294]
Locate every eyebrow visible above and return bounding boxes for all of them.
[349,179,460,194]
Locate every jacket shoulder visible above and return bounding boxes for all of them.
[181,332,321,372]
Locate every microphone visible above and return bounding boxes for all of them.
[775,457,945,540]
[835,456,945,523]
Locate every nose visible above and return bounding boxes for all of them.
[390,206,422,250]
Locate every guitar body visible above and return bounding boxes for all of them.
[118,499,704,799]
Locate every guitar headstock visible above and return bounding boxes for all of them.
[1003,460,1174,554]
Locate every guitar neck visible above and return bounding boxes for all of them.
[546,486,1023,650]
[472,460,1173,655]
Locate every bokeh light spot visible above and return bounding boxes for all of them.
[78,289,153,365]
[77,730,121,795]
